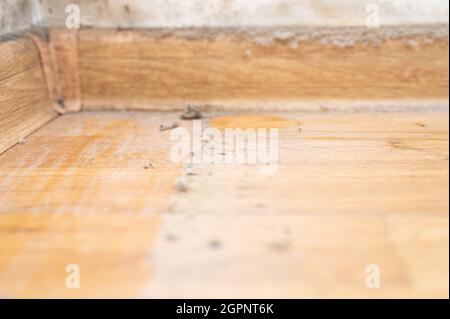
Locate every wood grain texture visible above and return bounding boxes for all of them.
[0,112,182,298]
[49,29,82,112]
[0,36,39,81]
[148,111,449,298]
[0,110,447,298]
[27,28,82,113]
[78,29,449,111]
[28,29,66,114]
[0,36,57,155]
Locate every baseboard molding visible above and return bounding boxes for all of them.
[0,35,57,155]
[77,26,449,111]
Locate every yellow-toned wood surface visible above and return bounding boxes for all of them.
[48,29,81,112]
[28,29,82,113]
[0,110,448,298]
[0,112,182,298]
[0,36,58,155]
[78,29,449,111]
[28,29,65,114]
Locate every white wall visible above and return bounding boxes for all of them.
[40,0,449,28]
[1,0,449,37]
[0,0,40,37]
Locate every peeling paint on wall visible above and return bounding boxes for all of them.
[39,0,449,28]
[137,24,449,49]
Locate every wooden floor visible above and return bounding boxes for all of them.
[0,110,448,298]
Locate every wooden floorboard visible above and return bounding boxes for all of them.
[0,110,447,298]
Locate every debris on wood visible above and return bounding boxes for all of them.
[159,122,179,132]
[270,241,291,253]
[175,178,189,193]
[181,106,202,120]
[123,4,131,13]
[208,240,222,250]
[186,169,198,176]
[166,234,178,242]
[144,162,154,170]
[18,138,26,145]
[57,97,65,108]
[185,163,198,176]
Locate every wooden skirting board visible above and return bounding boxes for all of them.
[1,26,448,118]
[0,35,57,155]
[77,27,449,111]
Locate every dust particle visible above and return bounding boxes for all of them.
[181,106,202,120]
[209,240,222,250]
[176,178,189,192]
[57,97,65,108]
[186,169,198,176]
[270,241,291,253]
[144,162,154,170]
[166,234,178,242]
[159,122,179,132]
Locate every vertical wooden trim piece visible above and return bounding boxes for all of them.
[28,29,66,114]
[50,28,82,112]
[28,28,82,113]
